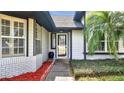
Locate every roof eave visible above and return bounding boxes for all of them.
[74,11,86,22]
[0,11,57,32]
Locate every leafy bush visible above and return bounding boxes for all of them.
[71,59,124,80]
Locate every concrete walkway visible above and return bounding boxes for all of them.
[45,59,74,81]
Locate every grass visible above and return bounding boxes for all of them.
[71,59,124,81]
[76,75,124,81]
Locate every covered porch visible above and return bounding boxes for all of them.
[49,14,84,60]
[0,11,85,79]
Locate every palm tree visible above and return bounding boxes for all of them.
[85,11,124,59]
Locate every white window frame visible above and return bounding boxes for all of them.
[34,22,42,54]
[95,35,106,52]
[51,33,56,49]
[86,33,120,53]
[0,14,27,58]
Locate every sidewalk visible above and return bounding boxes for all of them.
[45,59,74,81]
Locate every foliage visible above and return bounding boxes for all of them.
[77,75,124,81]
[71,60,124,81]
[85,11,124,59]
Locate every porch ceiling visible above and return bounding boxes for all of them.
[51,16,84,31]
[51,11,85,31]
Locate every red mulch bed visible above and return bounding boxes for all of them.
[0,60,53,81]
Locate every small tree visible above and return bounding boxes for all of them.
[85,11,124,59]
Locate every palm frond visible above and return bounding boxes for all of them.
[85,11,124,59]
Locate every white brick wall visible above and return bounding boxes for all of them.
[0,57,36,78]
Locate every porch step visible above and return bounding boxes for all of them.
[55,76,74,81]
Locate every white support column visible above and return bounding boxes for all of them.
[28,18,34,57]
[119,38,124,52]
[105,33,107,52]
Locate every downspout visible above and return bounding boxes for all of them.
[83,13,87,60]
[26,18,29,57]
[70,30,72,60]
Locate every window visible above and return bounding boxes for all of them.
[107,41,119,51]
[13,21,25,55]
[51,33,56,49]
[1,18,26,57]
[14,21,24,37]
[36,40,41,54]
[14,38,24,55]
[95,34,105,52]
[94,34,119,52]
[34,23,42,55]
[115,41,119,50]
[96,41,105,51]
[1,19,10,36]
[2,38,11,56]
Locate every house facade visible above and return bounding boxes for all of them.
[0,11,124,78]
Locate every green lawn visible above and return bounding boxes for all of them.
[71,59,124,81]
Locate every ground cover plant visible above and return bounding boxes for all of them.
[71,59,124,81]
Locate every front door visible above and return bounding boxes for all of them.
[56,33,68,59]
